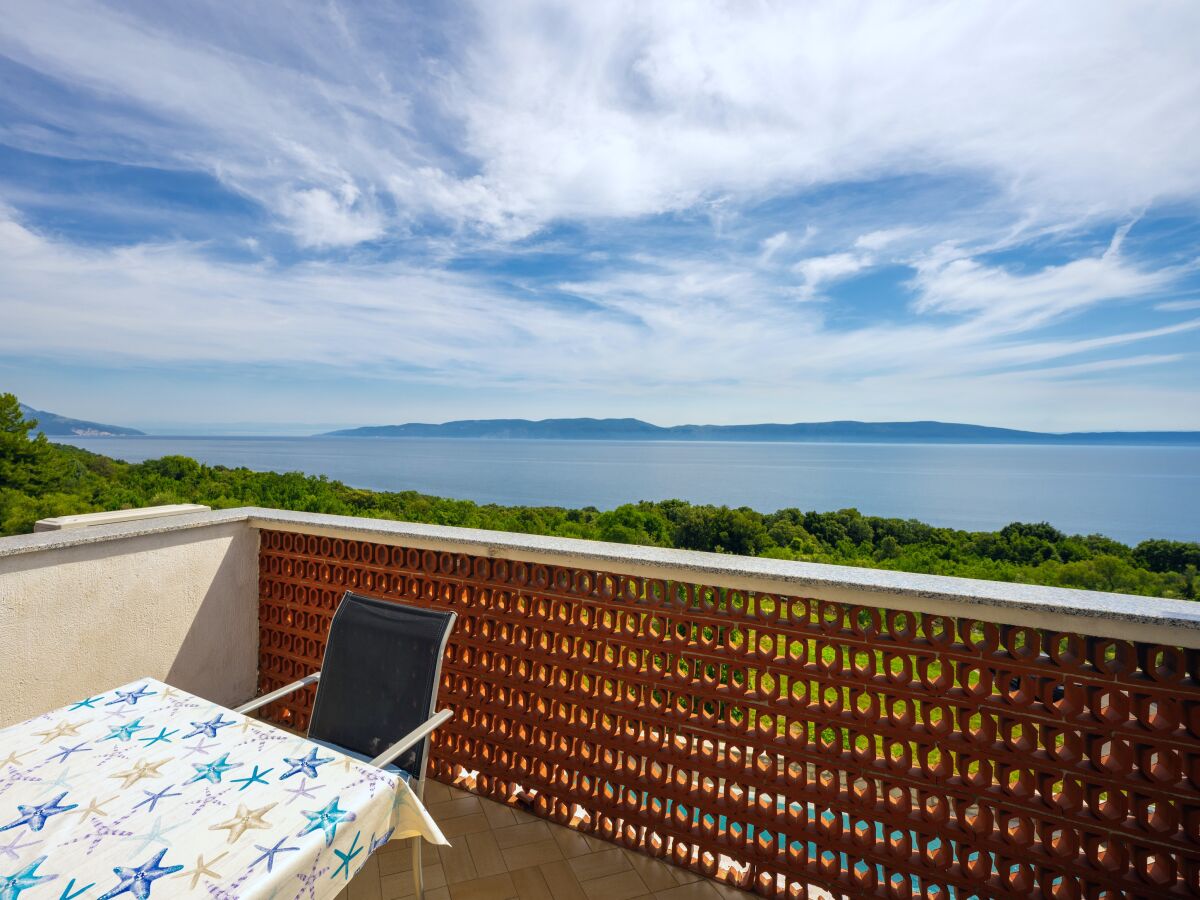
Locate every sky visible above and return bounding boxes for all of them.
[1,1,1199,433]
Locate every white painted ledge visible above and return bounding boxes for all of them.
[2,506,1198,646]
[34,503,211,532]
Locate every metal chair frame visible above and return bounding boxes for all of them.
[237,593,456,899]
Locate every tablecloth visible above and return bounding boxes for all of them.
[0,677,447,899]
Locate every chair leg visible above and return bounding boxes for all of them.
[411,778,425,900]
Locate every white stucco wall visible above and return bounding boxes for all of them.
[0,521,259,727]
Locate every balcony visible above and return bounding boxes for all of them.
[2,506,1197,899]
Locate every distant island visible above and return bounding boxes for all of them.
[324,417,1200,445]
[18,403,144,437]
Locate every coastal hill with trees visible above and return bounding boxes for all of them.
[2,393,1196,599]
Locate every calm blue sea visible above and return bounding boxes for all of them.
[54,436,1199,544]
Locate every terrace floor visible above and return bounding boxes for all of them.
[333,779,756,900]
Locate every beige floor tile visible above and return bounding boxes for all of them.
[348,853,383,900]
[479,799,519,830]
[568,848,632,882]
[438,837,479,884]
[537,860,588,900]
[439,812,493,838]
[579,869,648,900]
[551,826,594,858]
[500,837,563,870]
[581,834,611,853]
[380,863,446,899]
[669,865,703,886]
[652,881,723,900]
[508,866,555,900]
[492,821,552,849]
[357,778,763,899]
[447,872,518,900]
[377,840,415,875]
[428,796,483,820]
[421,780,453,803]
[622,851,679,892]
[464,830,507,877]
[706,880,756,899]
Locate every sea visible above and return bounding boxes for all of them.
[53,436,1200,544]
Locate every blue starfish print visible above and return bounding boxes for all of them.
[249,835,300,873]
[0,854,55,899]
[229,766,273,792]
[34,768,77,801]
[59,878,94,899]
[46,743,90,765]
[105,685,156,707]
[101,719,147,743]
[132,785,180,814]
[293,858,328,900]
[68,696,103,711]
[96,848,182,900]
[0,834,38,862]
[35,768,76,799]
[70,819,133,855]
[0,793,78,833]
[181,715,234,740]
[187,754,241,785]
[283,778,317,805]
[181,738,215,758]
[280,748,333,781]
[298,797,355,847]
[183,786,228,819]
[123,817,185,857]
[368,829,394,853]
[137,729,177,748]
[331,831,362,881]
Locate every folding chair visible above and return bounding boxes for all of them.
[238,590,456,898]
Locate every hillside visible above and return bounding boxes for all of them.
[1,393,1196,598]
[324,417,1200,445]
[18,403,144,436]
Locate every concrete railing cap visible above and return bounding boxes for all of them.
[33,504,211,532]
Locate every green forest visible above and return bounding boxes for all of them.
[2,393,1197,599]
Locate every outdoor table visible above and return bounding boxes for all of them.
[0,677,448,899]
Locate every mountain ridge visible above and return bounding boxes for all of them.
[322,417,1200,445]
[19,403,145,436]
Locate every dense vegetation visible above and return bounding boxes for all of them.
[2,393,1196,598]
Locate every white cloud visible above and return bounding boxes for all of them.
[1,208,1197,427]
[281,186,384,248]
[910,230,1182,331]
[855,229,916,252]
[758,231,789,264]
[1,4,1198,429]
[792,252,871,299]
[1,1,1198,242]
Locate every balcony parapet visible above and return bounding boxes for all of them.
[5,506,1199,896]
[247,510,1200,898]
[9,505,1189,645]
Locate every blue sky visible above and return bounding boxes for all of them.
[1,1,1198,433]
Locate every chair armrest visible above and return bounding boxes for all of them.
[368,709,454,770]
[234,672,321,715]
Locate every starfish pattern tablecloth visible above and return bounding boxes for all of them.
[0,677,447,899]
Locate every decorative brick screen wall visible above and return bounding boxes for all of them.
[257,529,1199,898]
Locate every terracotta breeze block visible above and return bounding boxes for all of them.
[258,529,1200,899]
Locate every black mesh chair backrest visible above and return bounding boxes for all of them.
[307,592,455,775]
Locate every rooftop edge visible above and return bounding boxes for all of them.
[1,506,1196,645]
